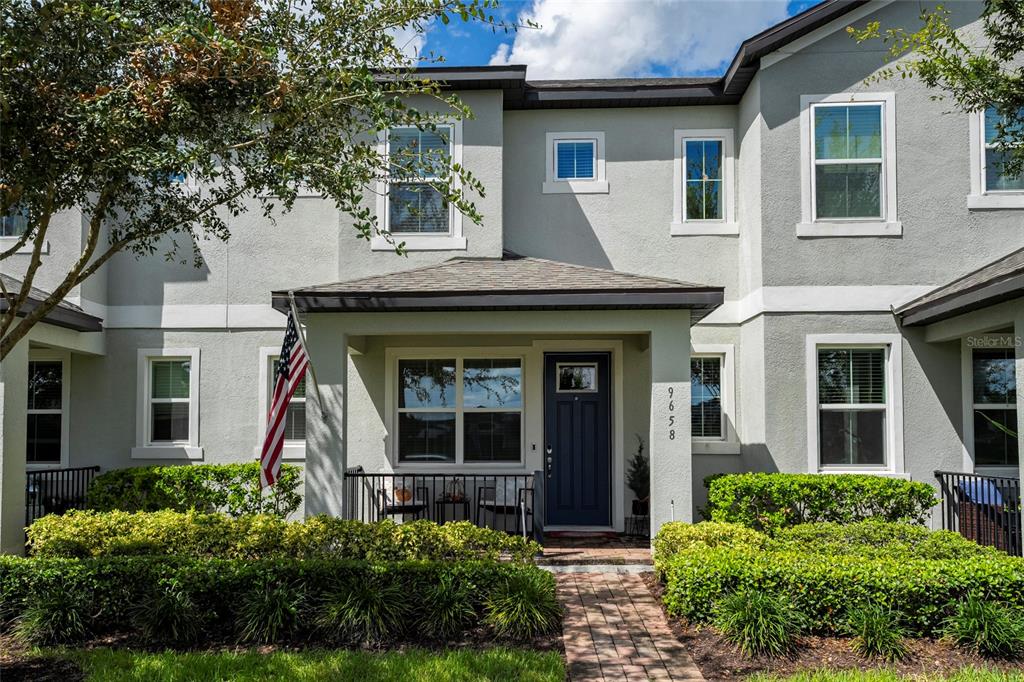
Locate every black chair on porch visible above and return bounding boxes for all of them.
[476,477,534,538]
[378,476,429,521]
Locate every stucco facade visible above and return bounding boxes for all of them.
[1,0,1021,552]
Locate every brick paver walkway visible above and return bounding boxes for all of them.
[556,570,705,681]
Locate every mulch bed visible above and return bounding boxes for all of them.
[642,572,1024,681]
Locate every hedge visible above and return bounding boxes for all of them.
[662,547,1024,637]
[28,511,540,563]
[652,521,767,575]
[0,556,560,644]
[86,463,301,518]
[704,473,937,533]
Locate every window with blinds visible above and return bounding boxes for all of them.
[817,347,887,467]
[691,355,723,439]
[149,359,191,443]
[271,358,307,442]
[972,347,1018,467]
[554,140,596,180]
[812,103,883,219]
[983,106,1024,192]
[387,126,451,234]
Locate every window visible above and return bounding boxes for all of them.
[543,132,608,194]
[373,122,465,251]
[27,358,67,466]
[392,355,523,465]
[672,129,737,235]
[798,93,900,236]
[968,107,1024,209]
[691,356,723,440]
[1,205,28,238]
[807,335,903,473]
[272,358,307,442]
[971,348,1018,468]
[556,363,598,392]
[133,348,202,459]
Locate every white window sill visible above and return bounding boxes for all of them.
[816,469,909,479]
[131,445,204,460]
[671,222,739,236]
[693,440,741,455]
[391,462,527,473]
[26,462,69,471]
[1,236,48,254]
[542,180,609,195]
[796,221,902,238]
[370,235,467,252]
[251,444,306,461]
[967,193,1024,210]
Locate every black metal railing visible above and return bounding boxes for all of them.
[25,466,101,528]
[935,470,1022,556]
[342,470,544,542]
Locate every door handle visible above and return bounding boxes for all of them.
[545,446,553,478]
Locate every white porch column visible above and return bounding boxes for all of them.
[303,318,348,517]
[0,340,28,555]
[648,312,693,537]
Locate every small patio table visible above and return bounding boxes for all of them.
[434,498,471,524]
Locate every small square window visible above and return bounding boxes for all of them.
[543,132,607,194]
[555,140,596,180]
[556,363,598,392]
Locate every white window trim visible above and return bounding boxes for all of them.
[805,334,904,476]
[671,129,738,236]
[968,110,1024,210]
[132,348,202,460]
[385,348,526,470]
[372,120,466,251]
[0,237,49,255]
[797,92,901,237]
[691,344,739,455]
[254,346,306,461]
[543,131,609,194]
[26,350,71,470]
[961,334,1019,476]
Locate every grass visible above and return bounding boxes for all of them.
[749,668,1024,682]
[46,647,565,682]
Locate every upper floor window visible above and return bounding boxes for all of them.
[373,122,465,251]
[798,93,900,237]
[671,129,737,235]
[1,205,28,238]
[543,131,608,194]
[968,107,1024,209]
[806,335,904,474]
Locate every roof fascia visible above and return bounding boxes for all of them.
[899,273,1024,327]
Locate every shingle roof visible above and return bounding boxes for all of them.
[274,255,723,322]
[896,247,1024,326]
[0,273,103,332]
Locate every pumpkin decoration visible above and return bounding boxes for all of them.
[394,486,413,502]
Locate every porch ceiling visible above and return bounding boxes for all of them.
[272,254,724,324]
[896,246,1024,327]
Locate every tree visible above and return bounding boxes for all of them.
[849,0,1024,177]
[0,0,518,359]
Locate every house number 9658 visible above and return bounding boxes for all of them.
[667,386,676,440]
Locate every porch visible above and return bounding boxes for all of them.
[275,254,724,538]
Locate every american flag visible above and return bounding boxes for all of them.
[260,310,309,488]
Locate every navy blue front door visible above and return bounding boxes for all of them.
[544,353,611,526]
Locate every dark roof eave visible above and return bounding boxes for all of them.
[0,299,103,332]
[898,273,1024,327]
[273,289,724,323]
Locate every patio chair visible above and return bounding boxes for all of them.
[378,478,429,521]
[476,478,533,538]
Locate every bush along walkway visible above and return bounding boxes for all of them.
[545,542,704,681]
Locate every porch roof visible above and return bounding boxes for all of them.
[0,274,103,332]
[896,247,1024,326]
[273,254,723,323]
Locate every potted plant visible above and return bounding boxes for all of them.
[627,434,649,516]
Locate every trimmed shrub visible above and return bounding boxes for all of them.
[713,588,803,658]
[772,520,998,560]
[705,473,936,533]
[0,556,558,645]
[652,521,767,576]
[86,463,301,517]
[845,603,909,662]
[943,594,1024,658]
[662,547,1024,637]
[28,511,540,563]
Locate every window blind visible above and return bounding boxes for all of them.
[817,348,885,405]
[556,141,594,179]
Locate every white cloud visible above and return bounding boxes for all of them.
[390,25,427,62]
[489,0,793,79]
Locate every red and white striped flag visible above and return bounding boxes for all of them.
[260,309,309,488]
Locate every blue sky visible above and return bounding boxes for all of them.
[410,1,823,79]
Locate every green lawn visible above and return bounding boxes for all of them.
[51,647,564,682]
[749,669,1024,682]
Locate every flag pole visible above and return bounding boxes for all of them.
[287,290,326,416]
